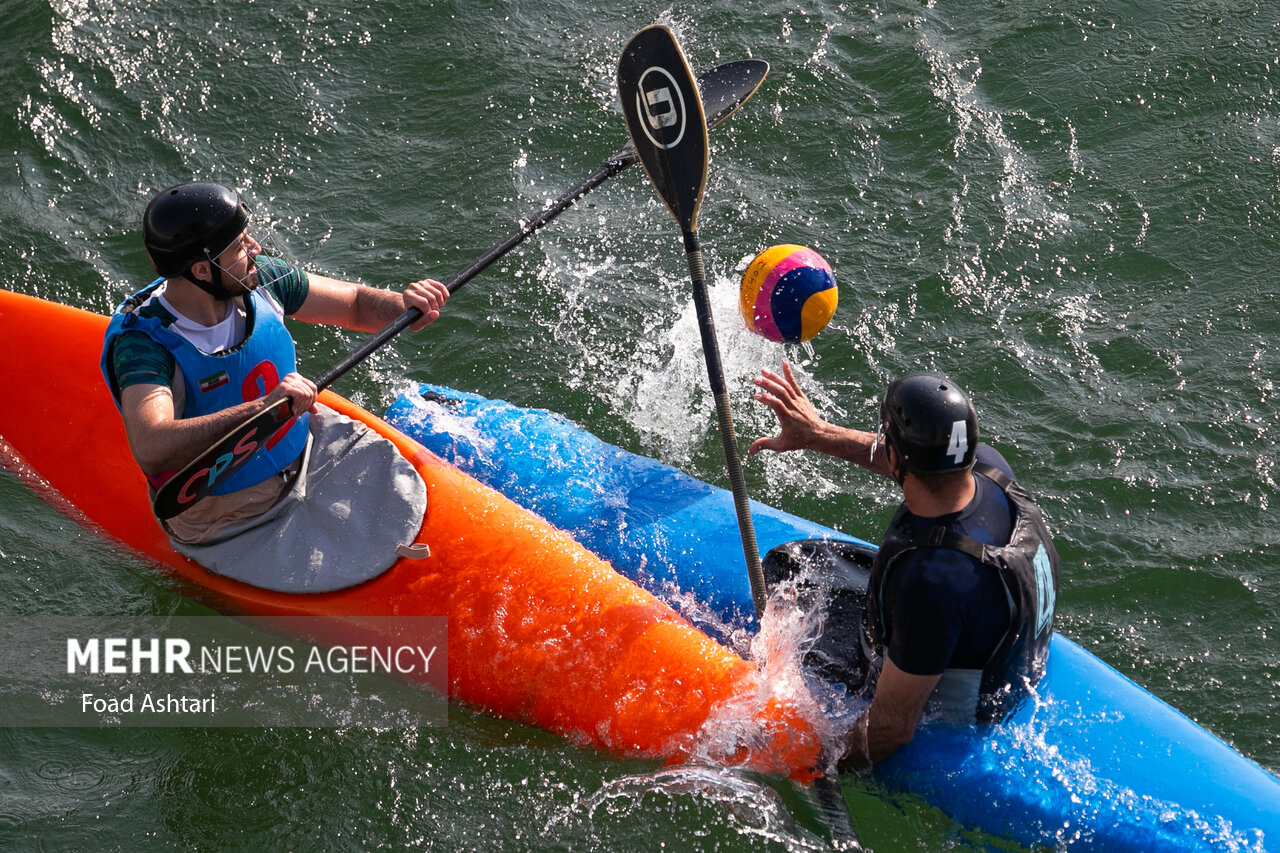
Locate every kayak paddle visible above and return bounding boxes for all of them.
[617,25,863,851]
[618,26,765,617]
[151,58,769,520]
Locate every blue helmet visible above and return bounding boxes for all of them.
[878,372,978,474]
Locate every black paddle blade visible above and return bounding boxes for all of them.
[617,25,709,232]
[608,58,768,166]
[699,59,769,132]
[151,399,293,520]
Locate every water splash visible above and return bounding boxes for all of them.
[691,569,865,780]
[525,228,864,507]
[391,383,500,467]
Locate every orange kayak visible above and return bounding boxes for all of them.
[0,288,820,776]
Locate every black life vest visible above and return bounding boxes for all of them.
[866,462,1060,722]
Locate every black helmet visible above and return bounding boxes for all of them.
[143,182,251,277]
[877,372,978,474]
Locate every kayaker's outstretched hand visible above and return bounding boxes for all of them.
[752,364,893,474]
[749,362,826,456]
[404,278,449,332]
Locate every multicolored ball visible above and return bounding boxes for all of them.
[739,244,838,343]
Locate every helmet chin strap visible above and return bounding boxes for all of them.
[885,444,909,487]
[185,250,255,301]
[892,458,909,487]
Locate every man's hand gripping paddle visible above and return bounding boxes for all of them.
[618,26,864,851]
[151,58,768,521]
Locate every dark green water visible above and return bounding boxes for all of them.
[1,0,1277,849]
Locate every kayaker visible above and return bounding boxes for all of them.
[99,181,448,590]
[749,363,1060,772]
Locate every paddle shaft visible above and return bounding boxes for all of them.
[682,229,768,619]
[688,233,861,850]
[314,158,628,391]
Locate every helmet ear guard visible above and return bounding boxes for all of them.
[880,372,978,475]
[143,182,251,278]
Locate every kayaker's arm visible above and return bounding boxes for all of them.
[840,658,940,772]
[749,361,893,479]
[119,374,316,478]
[291,275,449,334]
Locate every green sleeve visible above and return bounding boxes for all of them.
[255,256,311,315]
[111,330,176,391]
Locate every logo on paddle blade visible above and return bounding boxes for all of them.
[634,66,687,149]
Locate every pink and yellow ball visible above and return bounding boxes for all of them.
[739,244,838,343]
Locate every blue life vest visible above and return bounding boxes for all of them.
[866,462,1060,722]
[101,282,310,496]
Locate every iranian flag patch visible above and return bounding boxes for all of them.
[198,370,230,393]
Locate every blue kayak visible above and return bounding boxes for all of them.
[386,383,1280,852]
